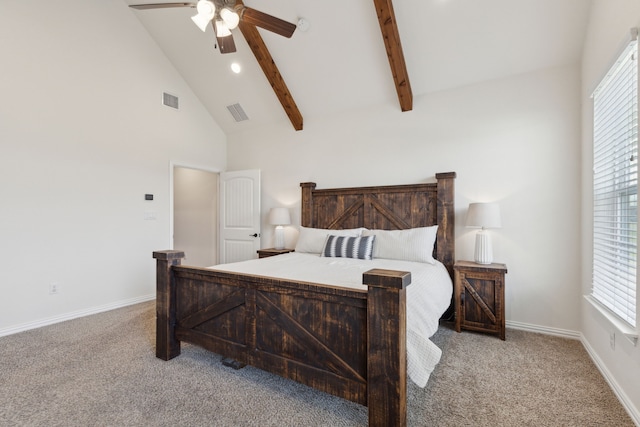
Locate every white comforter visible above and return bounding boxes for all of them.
[210,252,452,387]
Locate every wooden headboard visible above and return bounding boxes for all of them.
[300,172,456,278]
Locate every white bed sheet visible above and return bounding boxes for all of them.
[210,252,452,387]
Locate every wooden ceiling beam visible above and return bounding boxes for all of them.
[237,2,303,131]
[372,0,413,112]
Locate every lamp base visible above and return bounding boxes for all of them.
[274,226,285,250]
[474,230,493,265]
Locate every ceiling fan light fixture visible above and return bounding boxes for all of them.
[191,0,215,32]
[220,7,240,30]
[215,20,232,37]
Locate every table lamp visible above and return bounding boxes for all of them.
[268,207,291,250]
[465,203,501,264]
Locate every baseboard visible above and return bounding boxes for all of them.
[0,294,156,338]
[506,320,582,340]
[506,320,639,426]
[581,335,640,426]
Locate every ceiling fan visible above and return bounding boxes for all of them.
[129,0,297,54]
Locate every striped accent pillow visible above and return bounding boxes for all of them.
[294,226,365,254]
[321,235,375,260]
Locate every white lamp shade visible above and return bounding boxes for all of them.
[465,203,501,229]
[220,7,240,30]
[191,13,211,32]
[268,207,291,226]
[214,20,231,37]
[191,0,215,32]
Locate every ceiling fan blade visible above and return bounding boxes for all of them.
[236,6,296,38]
[129,2,195,10]
[217,34,237,54]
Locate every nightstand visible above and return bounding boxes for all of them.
[257,248,295,258]
[454,261,507,340]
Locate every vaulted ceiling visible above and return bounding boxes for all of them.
[126,0,592,134]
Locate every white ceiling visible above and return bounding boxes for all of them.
[125,0,592,134]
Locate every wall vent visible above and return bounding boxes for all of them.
[226,103,249,122]
[162,92,179,110]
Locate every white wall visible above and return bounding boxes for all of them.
[0,0,226,333]
[228,64,582,334]
[581,0,640,420]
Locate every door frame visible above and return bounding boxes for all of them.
[169,161,222,252]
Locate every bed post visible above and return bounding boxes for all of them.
[435,172,456,278]
[300,182,316,227]
[363,268,411,427]
[153,250,184,361]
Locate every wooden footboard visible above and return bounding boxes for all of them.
[153,250,410,427]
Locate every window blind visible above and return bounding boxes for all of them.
[592,29,638,328]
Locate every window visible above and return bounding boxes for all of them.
[592,28,638,329]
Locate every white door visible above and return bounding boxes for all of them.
[219,169,261,264]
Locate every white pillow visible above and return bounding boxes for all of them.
[295,226,365,254]
[362,226,438,264]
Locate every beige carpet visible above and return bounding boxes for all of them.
[0,301,634,426]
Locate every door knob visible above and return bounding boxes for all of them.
[250,233,258,237]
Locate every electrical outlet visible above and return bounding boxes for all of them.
[49,282,59,295]
[610,332,615,350]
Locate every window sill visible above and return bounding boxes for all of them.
[584,295,638,346]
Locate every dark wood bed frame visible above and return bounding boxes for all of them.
[153,172,455,426]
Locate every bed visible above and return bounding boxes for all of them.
[152,172,456,426]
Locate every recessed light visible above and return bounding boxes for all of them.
[231,62,241,74]
[297,18,310,32]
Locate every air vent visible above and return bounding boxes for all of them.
[226,103,249,122]
[162,92,179,110]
